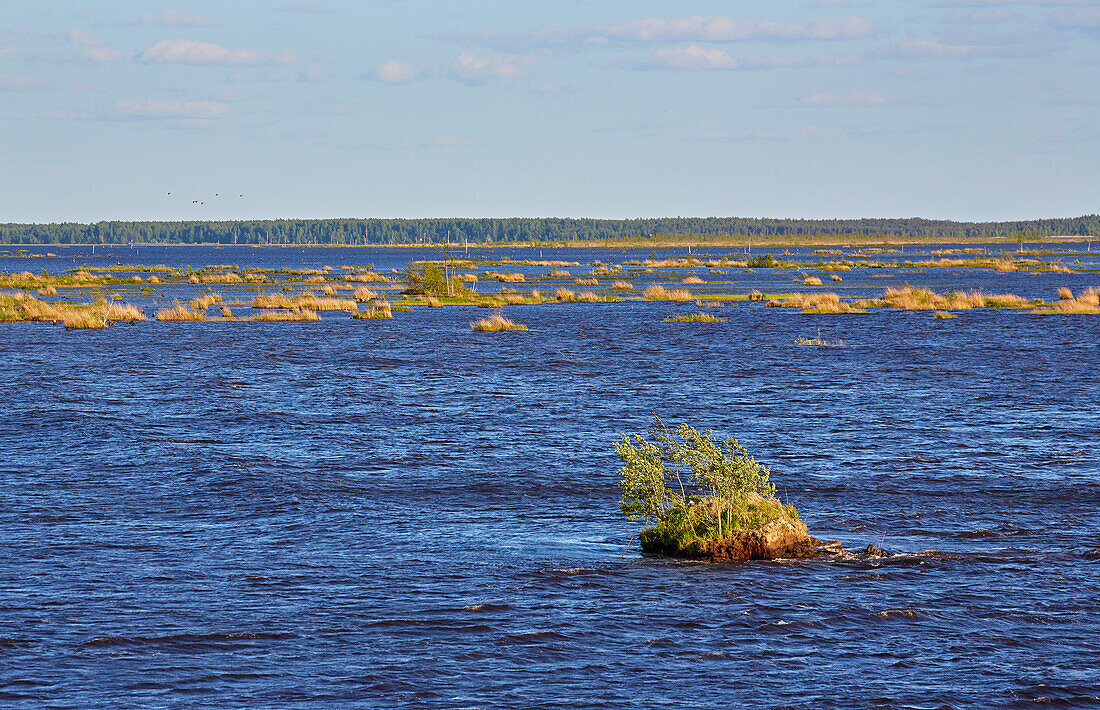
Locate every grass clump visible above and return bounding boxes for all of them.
[189,293,223,310]
[251,309,321,321]
[345,271,388,283]
[354,299,393,319]
[156,302,207,321]
[252,292,357,312]
[617,414,799,557]
[643,285,692,301]
[611,281,633,290]
[575,277,598,286]
[682,275,705,284]
[665,312,726,323]
[933,311,957,319]
[857,286,1033,311]
[803,276,823,285]
[1030,286,1100,315]
[470,309,528,332]
[767,293,864,313]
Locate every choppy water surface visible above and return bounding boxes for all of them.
[1,245,1099,708]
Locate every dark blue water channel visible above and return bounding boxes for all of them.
[1,245,1098,708]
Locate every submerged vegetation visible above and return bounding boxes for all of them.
[664,312,726,323]
[617,415,810,560]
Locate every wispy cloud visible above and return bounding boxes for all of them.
[604,16,874,42]
[61,28,128,63]
[139,39,296,66]
[373,60,418,83]
[0,75,50,92]
[1050,7,1100,28]
[115,99,232,119]
[796,91,888,106]
[879,40,995,58]
[135,10,212,28]
[641,45,738,70]
[640,46,860,70]
[452,52,531,82]
[446,15,875,54]
[691,126,841,141]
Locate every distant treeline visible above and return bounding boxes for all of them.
[1,216,1098,245]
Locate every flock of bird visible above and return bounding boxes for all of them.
[166,192,244,206]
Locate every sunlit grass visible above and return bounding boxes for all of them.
[471,310,528,332]
[664,312,726,323]
[157,299,207,319]
[251,309,321,321]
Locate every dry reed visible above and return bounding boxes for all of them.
[471,310,528,332]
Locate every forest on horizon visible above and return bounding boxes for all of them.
[1,215,1098,246]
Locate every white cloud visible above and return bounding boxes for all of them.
[138,10,212,28]
[374,60,417,83]
[452,52,530,82]
[60,29,128,62]
[643,45,739,70]
[797,91,888,106]
[603,15,874,42]
[884,40,995,58]
[641,48,861,71]
[64,29,104,47]
[115,99,232,119]
[139,39,296,66]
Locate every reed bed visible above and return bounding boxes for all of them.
[682,276,705,285]
[858,287,1032,311]
[156,302,207,321]
[460,274,479,283]
[252,292,357,312]
[354,300,392,319]
[470,310,528,332]
[345,271,388,283]
[803,276,823,285]
[200,272,243,284]
[664,312,726,323]
[611,281,633,290]
[575,278,598,286]
[189,293,223,310]
[767,293,863,314]
[251,309,321,321]
[576,291,600,302]
[1030,287,1100,314]
[643,285,692,301]
[353,287,379,302]
[555,288,577,302]
[494,272,526,283]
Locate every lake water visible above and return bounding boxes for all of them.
[1,244,1098,708]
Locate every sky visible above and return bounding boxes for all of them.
[0,1,1098,223]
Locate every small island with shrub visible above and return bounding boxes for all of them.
[617,415,835,562]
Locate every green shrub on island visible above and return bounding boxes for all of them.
[616,414,808,560]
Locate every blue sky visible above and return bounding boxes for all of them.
[1,1,1098,223]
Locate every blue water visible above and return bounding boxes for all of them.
[1,245,1098,708]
